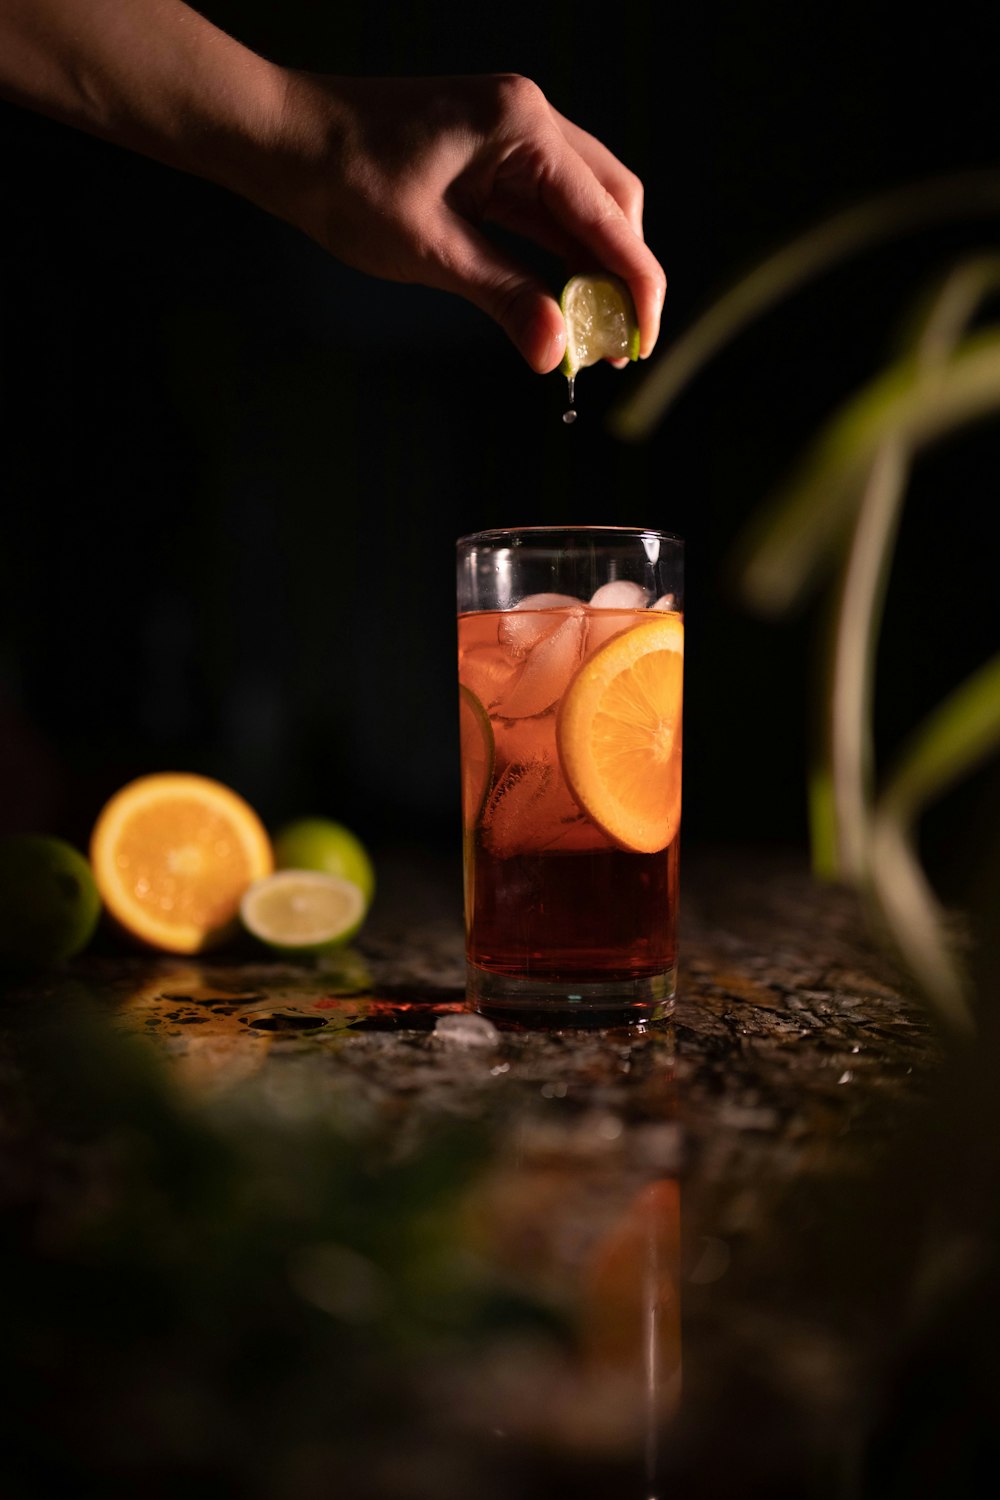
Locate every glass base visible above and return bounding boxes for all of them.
[466,963,675,1029]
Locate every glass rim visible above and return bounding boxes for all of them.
[456,524,683,548]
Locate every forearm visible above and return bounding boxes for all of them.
[0,0,289,204]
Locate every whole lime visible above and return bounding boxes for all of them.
[0,834,102,965]
[271,818,375,908]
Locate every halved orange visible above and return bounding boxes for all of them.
[90,772,273,953]
[557,615,683,853]
[459,684,495,829]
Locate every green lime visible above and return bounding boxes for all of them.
[272,818,375,908]
[458,685,495,830]
[559,272,641,378]
[240,870,367,954]
[0,834,102,965]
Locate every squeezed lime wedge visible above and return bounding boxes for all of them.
[559,272,641,378]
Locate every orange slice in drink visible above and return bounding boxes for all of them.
[557,615,683,853]
[90,771,273,953]
[459,685,495,829]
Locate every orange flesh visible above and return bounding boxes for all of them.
[557,615,684,854]
[113,798,257,929]
[588,649,683,844]
[91,774,272,952]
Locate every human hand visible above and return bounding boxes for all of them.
[268,71,666,373]
[0,1,663,372]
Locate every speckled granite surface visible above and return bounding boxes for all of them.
[4,846,987,1499]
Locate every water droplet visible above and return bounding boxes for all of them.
[563,373,577,423]
[242,1012,327,1031]
[562,409,577,424]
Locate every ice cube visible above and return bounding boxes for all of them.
[584,611,638,658]
[499,593,584,660]
[460,644,521,709]
[512,591,583,611]
[589,580,649,609]
[650,592,677,612]
[482,755,584,857]
[433,1012,500,1048]
[497,612,586,718]
[491,710,558,778]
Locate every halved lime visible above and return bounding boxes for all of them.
[559,273,641,378]
[240,870,366,954]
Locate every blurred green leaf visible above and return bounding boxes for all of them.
[896,253,1000,367]
[607,167,1000,1029]
[868,815,975,1036]
[867,652,1000,1033]
[809,437,909,882]
[608,170,1000,441]
[880,652,1000,827]
[805,258,1000,884]
[734,329,1000,616]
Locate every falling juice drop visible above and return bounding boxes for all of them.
[563,374,577,424]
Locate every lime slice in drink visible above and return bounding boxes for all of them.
[240,870,366,953]
[559,273,641,378]
[459,684,495,829]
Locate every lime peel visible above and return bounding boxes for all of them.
[459,684,495,829]
[0,834,102,965]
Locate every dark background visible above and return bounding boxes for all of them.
[2,0,999,897]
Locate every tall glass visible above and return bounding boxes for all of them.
[456,526,684,1023]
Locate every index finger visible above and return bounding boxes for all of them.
[550,108,646,239]
[540,138,667,358]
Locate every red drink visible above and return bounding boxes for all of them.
[468,841,679,981]
[458,598,683,1014]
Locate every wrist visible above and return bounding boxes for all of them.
[252,68,354,244]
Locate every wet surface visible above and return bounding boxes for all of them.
[2,847,983,1499]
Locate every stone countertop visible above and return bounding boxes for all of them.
[2,846,993,1500]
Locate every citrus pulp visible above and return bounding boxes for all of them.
[240,870,366,953]
[557,614,684,853]
[90,772,273,953]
